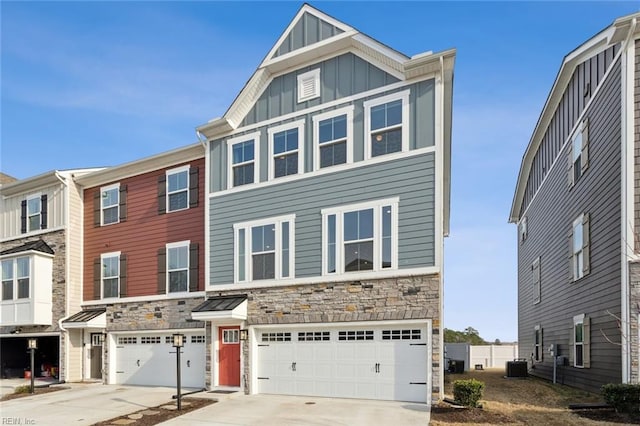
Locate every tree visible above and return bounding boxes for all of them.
[444,327,487,345]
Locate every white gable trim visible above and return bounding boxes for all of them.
[263,4,355,64]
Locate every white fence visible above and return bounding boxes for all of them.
[444,343,519,371]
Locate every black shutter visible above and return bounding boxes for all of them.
[93,258,102,300]
[119,184,127,222]
[40,194,48,229]
[93,191,101,227]
[20,200,27,233]
[157,248,167,294]
[158,175,167,215]
[189,243,199,292]
[189,167,199,208]
[119,254,127,298]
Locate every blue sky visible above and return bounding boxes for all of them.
[2,1,639,342]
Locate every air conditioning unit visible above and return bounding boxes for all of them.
[506,359,528,377]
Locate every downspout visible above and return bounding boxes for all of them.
[196,129,211,389]
[621,17,637,384]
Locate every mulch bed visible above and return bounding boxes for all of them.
[92,397,215,426]
[574,408,640,424]
[430,403,515,424]
[1,386,67,401]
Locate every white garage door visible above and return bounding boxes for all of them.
[256,324,428,402]
[115,331,205,388]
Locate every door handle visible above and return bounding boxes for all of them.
[137,360,140,367]
[187,360,190,368]
[375,363,380,373]
[292,362,296,371]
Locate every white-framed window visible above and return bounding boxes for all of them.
[167,241,189,293]
[322,198,399,275]
[233,214,295,283]
[533,325,542,362]
[532,257,541,305]
[571,214,590,281]
[312,105,354,170]
[297,68,320,103]
[1,257,30,301]
[519,216,528,244]
[223,329,240,344]
[268,120,304,180]
[227,131,261,189]
[101,252,120,299]
[363,90,410,160]
[26,195,42,232]
[572,314,590,368]
[101,184,120,225]
[568,119,589,187]
[166,166,189,212]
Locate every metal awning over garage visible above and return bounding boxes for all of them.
[191,295,247,321]
[62,309,106,329]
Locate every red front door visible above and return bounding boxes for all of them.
[219,326,240,386]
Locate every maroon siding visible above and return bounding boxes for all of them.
[83,158,205,300]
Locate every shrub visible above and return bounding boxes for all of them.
[14,385,30,394]
[453,378,485,408]
[602,383,640,415]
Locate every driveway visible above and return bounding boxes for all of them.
[0,381,179,426]
[159,394,431,426]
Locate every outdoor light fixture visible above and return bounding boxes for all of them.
[172,333,185,410]
[27,338,37,394]
[239,329,248,341]
[172,333,184,348]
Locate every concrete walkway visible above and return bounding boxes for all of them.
[160,394,431,426]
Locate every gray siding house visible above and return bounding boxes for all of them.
[510,13,640,392]
[194,4,454,403]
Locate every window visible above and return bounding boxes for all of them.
[268,120,304,179]
[101,253,120,299]
[261,332,291,342]
[322,198,398,275]
[297,68,320,103]
[382,329,421,340]
[532,257,541,304]
[21,194,47,233]
[1,257,30,301]
[519,217,528,243]
[338,330,374,341]
[568,119,589,186]
[533,325,542,362]
[227,132,261,188]
[313,106,354,170]
[27,196,42,232]
[363,90,409,159]
[118,337,137,345]
[571,214,590,281]
[223,329,239,344]
[191,335,205,343]
[298,331,330,342]
[234,215,295,283]
[572,314,590,368]
[167,242,189,293]
[101,184,120,225]
[166,167,189,212]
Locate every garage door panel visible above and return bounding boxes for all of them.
[115,332,205,388]
[256,324,429,403]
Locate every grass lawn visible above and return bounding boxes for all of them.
[431,369,637,425]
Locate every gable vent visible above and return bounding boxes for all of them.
[297,69,320,103]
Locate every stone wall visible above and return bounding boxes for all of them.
[211,273,442,397]
[0,230,67,379]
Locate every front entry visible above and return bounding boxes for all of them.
[219,326,240,386]
[90,333,103,379]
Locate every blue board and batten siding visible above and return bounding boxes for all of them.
[243,53,401,126]
[209,152,435,285]
[272,12,345,59]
